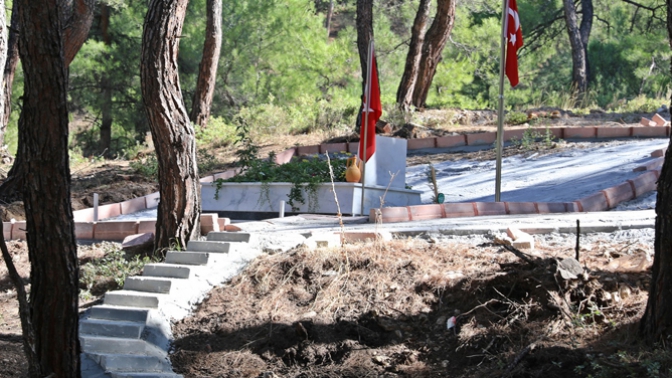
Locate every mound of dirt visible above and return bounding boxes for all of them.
[171,230,654,377]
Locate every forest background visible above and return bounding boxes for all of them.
[1,0,666,160]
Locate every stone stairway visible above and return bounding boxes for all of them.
[80,232,261,378]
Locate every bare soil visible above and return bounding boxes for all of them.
[0,108,667,377]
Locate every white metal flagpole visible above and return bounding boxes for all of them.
[495,0,510,202]
[360,39,374,216]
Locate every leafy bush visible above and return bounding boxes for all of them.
[505,111,528,125]
[80,244,153,300]
[130,153,159,180]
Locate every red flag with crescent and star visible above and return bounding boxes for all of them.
[505,0,523,87]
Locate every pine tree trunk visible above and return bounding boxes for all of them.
[18,0,80,375]
[579,0,593,84]
[562,0,588,96]
[141,0,201,251]
[640,0,672,343]
[325,0,334,40]
[411,0,456,108]
[190,0,222,128]
[356,0,373,89]
[99,3,112,153]
[396,0,431,109]
[1,0,19,142]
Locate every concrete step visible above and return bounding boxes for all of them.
[206,231,252,243]
[185,240,232,253]
[124,277,179,294]
[143,263,193,279]
[104,291,163,309]
[91,353,173,373]
[80,335,167,359]
[164,251,210,266]
[86,305,150,323]
[80,318,144,339]
[110,373,183,378]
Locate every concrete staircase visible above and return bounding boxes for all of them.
[80,232,260,378]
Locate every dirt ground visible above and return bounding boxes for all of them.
[0,108,668,377]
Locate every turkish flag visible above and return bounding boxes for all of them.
[505,0,523,87]
[359,51,381,162]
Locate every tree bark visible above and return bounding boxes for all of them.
[0,0,94,200]
[640,0,672,343]
[141,0,201,251]
[326,0,334,40]
[17,0,80,375]
[411,0,456,108]
[190,0,222,128]
[356,0,374,89]
[396,0,431,109]
[99,3,112,152]
[579,0,593,84]
[563,0,588,95]
[1,0,19,140]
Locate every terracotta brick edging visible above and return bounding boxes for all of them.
[370,168,662,224]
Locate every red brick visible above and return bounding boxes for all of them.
[97,203,121,220]
[145,192,161,208]
[75,222,95,240]
[503,129,525,141]
[369,207,410,223]
[628,171,659,197]
[297,145,320,156]
[651,148,667,158]
[217,218,231,229]
[504,202,537,215]
[653,113,668,126]
[436,135,466,148]
[11,221,26,240]
[340,231,392,244]
[535,202,569,214]
[443,203,476,218]
[531,127,564,140]
[224,224,242,232]
[576,192,609,212]
[563,127,596,139]
[3,222,10,240]
[94,221,139,241]
[596,127,632,139]
[274,148,296,164]
[120,197,147,215]
[201,175,216,183]
[408,204,444,221]
[565,202,581,212]
[320,143,348,154]
[474,202,507,216]
[466,132,497,146]
[200,213,220,235]
[602,182,635,208]
[633,157,664,172]
[641,117,656,126]
[407,137,437,150]
[73,208,94,222]
[666,126,671,137]
[348,142,359,153]
[632,126,667,137]
[138,220,156,235]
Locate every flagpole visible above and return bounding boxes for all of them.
[495,0,510,202]
[360,39,374,216]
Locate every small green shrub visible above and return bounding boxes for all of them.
[505,111,528,125]
[196,116,237,149]
[130,152,159,180]
[79,245,153,300]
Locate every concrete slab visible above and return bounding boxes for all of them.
[104,291,162,309]
[124,277,175,294]
[206,231,253,243]
[92,354,172,373]
[142,264,193,279]
[186,240,233,253]
[165,251,210,266]
[86,305,150,323]
[80,336,167,358]
[80,319,144,339]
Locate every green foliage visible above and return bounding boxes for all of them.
[130,153,159,180]
[505,111,528,125]
[80,244,153,300]
[195,116,238,149]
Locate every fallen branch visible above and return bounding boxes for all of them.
[499,343,536,378]
[501,244,537,266]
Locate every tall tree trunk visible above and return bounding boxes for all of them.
[0,0,94,201]
[562,0,588,96]
[411,0,456,108]
[579,0,593,84]
[99,3,112,152]
[190,0,222,128]
[1,1,19,142]
[640,0,672,343]
[17,0,80,375]
[355,0,373,131]
[142,0,201,251]
[325,0,334,40]
[396,0,431,109]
